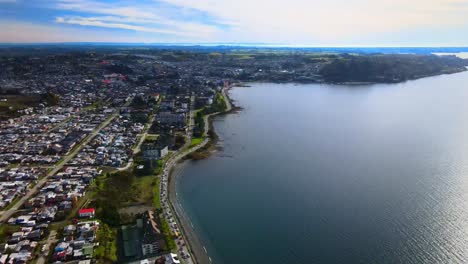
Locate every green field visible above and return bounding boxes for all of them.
[0,93,59,119]
[133,175,156,204]
[190,137,204,148]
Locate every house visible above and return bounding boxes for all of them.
[78,208,95,218]
[0,254,8,264]
[141,210,166,257]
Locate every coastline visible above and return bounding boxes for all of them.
[162,85,234,264]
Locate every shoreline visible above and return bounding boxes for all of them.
[162,85,235,264]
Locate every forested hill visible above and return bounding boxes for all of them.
[319,54,468,83]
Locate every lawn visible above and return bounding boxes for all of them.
[132,175,156,204]
[145,134,159,142]
[190,137,204,148]
[153,177,161,209]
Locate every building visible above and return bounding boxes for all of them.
[141,211,166,257]
[78,208,95,218]
[142,143,168,160]
[157,112,186,126]
[120,210,167,262]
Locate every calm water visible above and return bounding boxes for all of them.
[176,71,468,264]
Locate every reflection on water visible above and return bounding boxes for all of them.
[177,71,468,264]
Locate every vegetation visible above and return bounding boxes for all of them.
[193,111,205,138]
[174,134,186,149]
[91,171,134,226]
[41,91,60,105]
[134,175,157,204]
[0,225,20,243]
[145,134,159,142]
[160,218,177,251]
[193,92,227,137]
[153,177,161,209]
[0,92,59,120]
[93,223,118,263]
[85,99,104,110]
[134,155,159,176]
[91,157,164,226]
[190,137,204,148]
[320,54,468,83]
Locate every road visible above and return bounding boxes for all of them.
[0,100,128,223]
[160,87,232,264]
[116,113,156,172]
[36,230,57,264]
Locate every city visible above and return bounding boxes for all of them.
[0,49,235,264]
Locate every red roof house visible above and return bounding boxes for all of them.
[78,208,95,218]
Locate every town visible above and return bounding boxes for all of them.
[0,46,467,264]
[0,48,235,264]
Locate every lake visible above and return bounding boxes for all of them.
[175,71,468,264]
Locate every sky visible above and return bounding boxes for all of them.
[1,0,468,46]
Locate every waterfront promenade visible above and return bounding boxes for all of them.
[160,87,232,264]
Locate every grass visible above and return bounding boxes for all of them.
[66,195,89,221]
[160,218,177,251]
[132,175,156,204]
[93,223,118,263]
[84,100,103,111]
[3,195,21,211]
[193,107,205,115]
[153,177,161,209]
[145,134,159,142]
[0,224,20,243]
[190,137,204,148]
[0,94,41,109]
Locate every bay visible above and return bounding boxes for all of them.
[176,71,468,264]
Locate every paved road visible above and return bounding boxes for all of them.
[117,114,156,171]
[133,114,156,155]
[161,88,232,264]
[0,102,126,223]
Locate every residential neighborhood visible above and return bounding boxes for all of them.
[0,48,230,264]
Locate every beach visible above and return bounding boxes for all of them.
[162,86,233,264]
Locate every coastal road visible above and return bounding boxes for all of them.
[0,100,129,223]
[161,87,232,264]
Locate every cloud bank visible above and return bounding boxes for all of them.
[1,0,468,45]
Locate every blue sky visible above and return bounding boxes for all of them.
[1,0,468,46]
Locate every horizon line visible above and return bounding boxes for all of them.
[0,42,468,49]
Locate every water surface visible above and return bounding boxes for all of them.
[176,72,468,264]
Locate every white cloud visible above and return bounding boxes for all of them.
[3,0,468,44]
[0,20,123,42]
[51,0,221,39]
[160,0,468,44]
[55,16,194,37]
